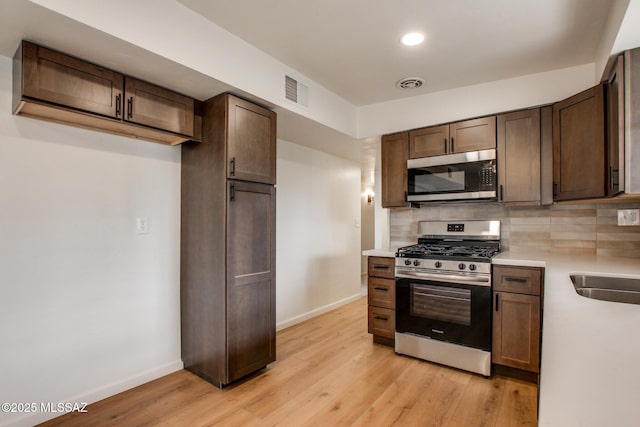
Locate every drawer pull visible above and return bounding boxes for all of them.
[373,315,388,321]
[505,277,528,283]
[373,264,390,270]
[373,287,388,292]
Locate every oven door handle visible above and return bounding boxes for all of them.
[396,270,491,287]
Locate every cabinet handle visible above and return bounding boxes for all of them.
[230,182,236,202]
[450,137,455,152]
[373,264,390,270]
[499,184,504,201]
[610,166,619,189]
[373,287,388,292]
[505,277,528,283]
[127,97,133,119]
[115,93,121,117]
[495,293,499,311]
[373,315,388,321]
[553,182,558,198]
[444,138,447,153]
[230,157,236,176]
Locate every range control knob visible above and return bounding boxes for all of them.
[469,264,477,271]
[404,259,412,266]
[458,263,466,270]
[434,261,442,268]
[413,260,420,266]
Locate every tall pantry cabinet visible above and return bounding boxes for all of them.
[181,93,277,387]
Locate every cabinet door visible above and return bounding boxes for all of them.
[124,77,194,136]
[552,84,606,201]
[607,55,624,196]
[493,292,541,373]
[409,124,449,158]
[381,132,408,208]
[21,41,123,119]
[227,95,277,185]
[497,109,541,203]
[226,181,276,383]
[450,116,496,153]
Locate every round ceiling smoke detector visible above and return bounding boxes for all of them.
[396,77,424,89]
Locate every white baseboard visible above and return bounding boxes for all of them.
[2,360,184,427]
[276,293,362,331]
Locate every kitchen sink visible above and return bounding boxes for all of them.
[570,274,640,305]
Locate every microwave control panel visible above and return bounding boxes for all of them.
[478,162,496,189]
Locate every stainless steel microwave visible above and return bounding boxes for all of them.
[407,149,497,202]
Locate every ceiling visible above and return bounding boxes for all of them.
[178,0,615,106]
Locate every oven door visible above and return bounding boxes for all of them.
[396,273,492,351]
[407,149,496,202]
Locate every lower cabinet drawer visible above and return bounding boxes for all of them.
[493,265,542,295]
[368,277,395,309]
[368,306,395,339]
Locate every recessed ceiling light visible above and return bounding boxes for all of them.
[401,32,425,46]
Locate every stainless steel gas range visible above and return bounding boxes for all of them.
[394,220,501,376]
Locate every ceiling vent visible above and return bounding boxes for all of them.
[396,77,425,89]
[285,75,309,108]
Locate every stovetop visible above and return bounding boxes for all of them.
[396,240,501,262]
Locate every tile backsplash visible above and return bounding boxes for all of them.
[390,201,640,258]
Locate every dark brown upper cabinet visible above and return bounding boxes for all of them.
[409,116,496,159]
[552,84,606,201]
[497,108,553,204]
[13,40,200,145]
[381,132,409,208]
[225,94,277,185]
[606,54,624,197]
[409,124,449,158]
[124,77,195,137]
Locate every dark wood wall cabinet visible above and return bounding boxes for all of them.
[13,40,201,145]
[497,107,553,205]
[381,132,409,208]
[409,116,496,158]
[367,256,396,346]
[492,265,544,375]
[552,84,606,201]
[181,93,276,387]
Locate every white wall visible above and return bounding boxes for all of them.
[276,140,361,329]
[0,57,183,427]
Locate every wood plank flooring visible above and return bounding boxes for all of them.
[38,297,537,426]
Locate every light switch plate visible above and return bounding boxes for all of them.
[617,209,640,226]
[136,216,150,234]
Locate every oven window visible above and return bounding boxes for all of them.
[410,283,471,325]
[413,169,465,192]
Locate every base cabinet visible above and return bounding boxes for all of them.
[492,265,544,374]
[181,93,276,387]
[367,256,395,346]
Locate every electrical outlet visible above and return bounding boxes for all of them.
[136,216,150,234]
[354,218,361,228]
[617,209,640,226]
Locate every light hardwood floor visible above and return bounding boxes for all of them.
[39,297,537,426]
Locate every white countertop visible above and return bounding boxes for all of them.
[362,243,414,258]
[494,250,640,427]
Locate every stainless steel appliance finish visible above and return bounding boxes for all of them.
[395,220,500,376]
[407,149,497,203]
[571,274,640,305]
